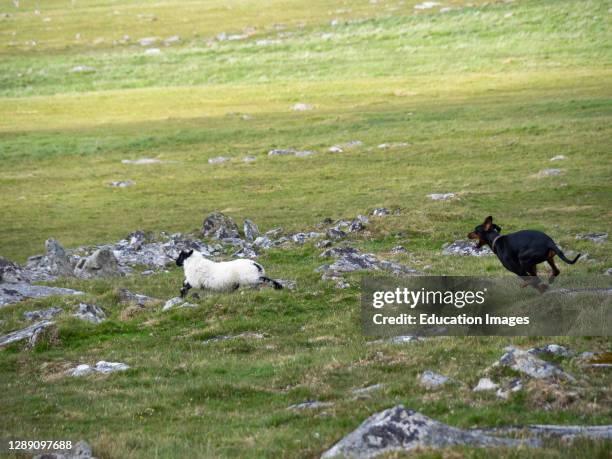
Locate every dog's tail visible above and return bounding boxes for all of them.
[260,276,283,290]
[551,245,581,264]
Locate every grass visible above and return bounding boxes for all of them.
[0,0,611,457]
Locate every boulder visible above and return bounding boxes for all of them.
[494,347,575,381]
[371,208,390,217]
[73,303,106,324]
[473,377,498,392]
[243,219,260,242]
[45,238,74,277]
[0,320,54,347]
[576,232,607,244]
[419,371,450,390]
[528,344,571,358]
[201,212,240,239]
[442,240,493,256]
[23,307,63,321]
[74,248,120,278]
[69,361,129,377]
[288,400,333,410]
[321,405,535,458]
[0,283,83,307]
[0,256,28,283]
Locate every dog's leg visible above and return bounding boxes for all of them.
[526,265,548,293]
[547,250,560,283]
[180,281,192,298]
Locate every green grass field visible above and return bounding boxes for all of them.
[0,0,611,457]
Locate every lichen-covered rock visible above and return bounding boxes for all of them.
[0,283,83,307]
[442,240,493,256]
[494,347,575,381]
[23,307,63,321]
[0,320,54,347]
[73,303,106,324]
[33,439,96,459]
[201,212,240,239]
[243,219,260,242]
[45,238,75,277]
[419,371,450,389]
[576,232,607,244]
[321,405,535,458]
[473,377,498,392]
[0,256,28,283]
[117,289,157,306]
[74,248,120,278]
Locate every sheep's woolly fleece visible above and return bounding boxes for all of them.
[182,250,265,291]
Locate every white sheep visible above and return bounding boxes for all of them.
[176,249,283,297]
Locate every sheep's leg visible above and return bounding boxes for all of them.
[180,281,192,298]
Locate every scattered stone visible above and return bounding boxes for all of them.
[550,155,566,161]
[144,48,161,56]
[473,377,498,392]
[69,364,94,377]
[291,103,314,111]
[352,384,385,396]
[0,256,28,283]
[253,236,274,249]
[329,146,343,153]
[442,240,493,256]
[427,193,455,201]
[71,65,96,73]
[326,228,346,240]
[45,238,74,277]
[69,361,129,377]
[371,208,390,217]
[316,240,333,249]
[420,371,451,389]
[163,35,181,45]
[32,440,96,459]
[291,232,323,244]
[208,156,231,164]
[267,148,314,157]
[494,347,575,381]
[23,307,63,321]
[275,279,296,290]
[321,405,535,458]
[0,320,54,347]
[470,424,612,441]
[73,303,106,324]
[265,227,283,237]
[118,289,157,306]
[496,378,523,400]
[288,400,333,410]
[348,219,365,232]
[138,37,158,46]
[0,283,83,307]
[243,219,260,242]
[109,180,135,188]
[294,150,315,157]
[233,245,258,259]
[202,331,265,344]
[576,232,607,244]
[536,168,563,178]
[528,344,571,358]
[390,245,408,254]
[121,158,165,165]
[243,156,257,162]
[74,248,120,279]
[414,1,440,10]
[604,268,612,275]
[202,212,240,239]
[162,297,197,311]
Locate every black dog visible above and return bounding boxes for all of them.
[468,216,580,292]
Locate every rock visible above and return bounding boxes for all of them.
[326,228,346,240]
[321,405,535,458]
[604,268,612,275]
[317,247,419,279]
[495,347,575,381]
[69,361,129,376]
[164,35,181,45]
[288,400,333,410]
[576,232,607,244]
[253,236,273,249]
[550,155,566,161]
[427,193,455,201]
[232,245,257,259]
[74,248,120,278]
[162,297,197,311]
[442,240,493,256]
[23,307,63,321]
[118,289,157,306]
[291,232,323,244]
[121,158,164,165]
[144,48,161,56]
[371,208,390,217]
[348,219,365,232]
[208,156,231,164]
[329,146,343,153]
[73,303,106,324]
[33,439,96,459]
[275,279,296,290]
[473,377,498,392]
[0,256,28,283]
[109,180,135,187]
[69,364,94,377]
[138,36,158,46]
[202,212,240,239]
[291,103,314,111]
[243,156,257,162]
[414,1,440,10]
[295,150,315,157]
[0,320,54,347]
[470,424,612,441]
[419,371,450,389]
[268,148,313,157]
[536,168,562,178]
[528,344,571,358]
[496,378,524,399]
[0,283,83,307]
[316,239,333,248]
[45,238,74,277]
[202,331,265,344]
[352,384,385,396]
[243,219,260,242]
[71,65,96,73]
[265,227,283,237]
[390,245,408,254]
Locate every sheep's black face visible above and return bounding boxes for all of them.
[176,249,194,267]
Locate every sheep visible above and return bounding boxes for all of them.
[175,249,283,297]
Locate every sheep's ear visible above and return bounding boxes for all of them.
[186,249,194,257]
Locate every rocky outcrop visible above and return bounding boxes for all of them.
[73,303,106,324]
[442,240,493,256]
[33,440,96,459]
[576,232,607,244]
[23,307,63,321]
[493,346,575,381]
[74,248,120,279]
[0,256,28,283]
[321,405,536,458]
[419,371,451,390]
[68,361,129,377]
[201,212,240,239]
[243,219,260,242]
[0,320,55,347]
[0,283,83,307]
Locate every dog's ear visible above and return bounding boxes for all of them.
[483,216,493,231]
[493,224,502,232]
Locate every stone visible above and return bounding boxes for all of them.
[604,268,612,275]
[442,240,493,256]
[294,150,315,157]
[202,331,265,344]
[33,440,96,459]
[0,256,28,283]
[164,35,181,45]
[253,236,273,249]
[536,168,562,178]
[291,103,314,111]
[348,219,365,232]
[71,65,96,73]
[208,156,231,164]
[473,377,498,392]
[352,384,385,396]
[121,158,164,165]
[576,232,607,244]
[0,321,54,347]
[162,297,197,311]
[118,289,157,306]
[288,400,333,410]
[144,48,161,56]
[109,180,135,187]
[550,155,566,161]
[23,307,63,321]
[371,208,390,217]
[95,361,130,374]
[419,371,450,389]
[69,364,94,377]
[265,227,283,237]
[232,245,258,259]
[326,228,346,240]
[275,279,296,290]
[45,238,74,277]
[316,240,333,248]
[0,283,83,307]
[243,219,259,242]
[291,232,323,244]
[321,405,535,458]
[427,193,455,201]
[73,303,106,324]
[414,1,440,10]
[390,245,408,254]
[74,248,120,278]
[329,146,343,153]
[470,424,612,441]
[494,347,575,381]
[202,212,240,239]
[243,156,257,162]
[528,344,571,358]
[138,37,158,46]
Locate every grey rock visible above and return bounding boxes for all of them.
[208,156,231,164]
[69,364,95,377]
[253,236,274,249]
[69,361,129,377]
[71,65,96,73]
[442,240,493,256]
[295,150,315,157]
[233,245,258,259]
[291,103,314,111]
[138,36,158,46]
[243,155,257,162]
[0,256,28,283]
[202,331,265,344]
[329,145,343,153]
[243,219,260,242]
[45,238,74,277]
[536,168,562,178]
[390,245,408,254]
[495,347,575,381]
[428,193,455,201]
[0,282,83,307]
[470,424,612,441]
[292,232,323,244]
[276,279,296,290]
[576,232,607,244]
[352,384,385,396]
[604,268,612,275]
[162,297,197,311]
[473,377,498,392]
[202,212,240,239]
[288,400,333,410]
[118,289,157,306]
[348,219,365,232]
[74,248,120,278]
[268,148,296,156]
[33,439,96,459]
[321,405,535,459]
[320,246,359,258]
[550,155,566,161]
[528,344,571,358]
[419,371,450,389]
[371,208,390,217]
[265,227,283,238]
[326,228,346,240]
[73,303,106,324]
[109,180,135,188]
[0,320,54,347]
[121,158,164,165]
[316,239,333,248]
[23,307,63,321]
